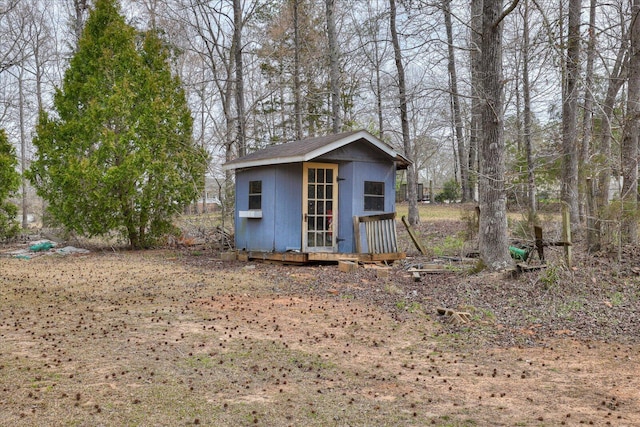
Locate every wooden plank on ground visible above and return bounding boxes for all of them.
[245,251,308,263]
[369,252,406,262]
[410,263,448,270]
[220,251,237,261]
[338,260,358,273]
[401,215,428,255]
[516,263,547,273]
[369,265,391,278]
[236,251,404,264]
[307,252,405,263]
[436,307,472,324]
[408,268,450,274]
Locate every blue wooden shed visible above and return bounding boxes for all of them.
[223,130,409,262]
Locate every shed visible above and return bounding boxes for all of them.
[223,130,409,263]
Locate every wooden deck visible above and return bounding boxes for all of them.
[229,212,406,265]
[234,250,405,264]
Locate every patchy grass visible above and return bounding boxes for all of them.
[395,202,474,222]
[1,251,639,426]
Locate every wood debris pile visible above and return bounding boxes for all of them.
[437,307,472,325]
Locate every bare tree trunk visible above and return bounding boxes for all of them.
[141,0,159,29]
[293,0,302,140]
[390,0,419,225]
[468,0,482,202]
[187,0,237,223]
[18,67,27,230]
[591,8,629,250]
[582,0,596,244]
[72,0,88,50]
[598,51,627,204]
[621,0,640,244]
[522,0,536,222]
[326,0,341,133]
[233,0,246,157]
[198,79,207,215]
[444,0,469,201]
[355,2,385,139]
[581,0,596,184]
[561,0,581,230]
[375,52,384,138]
[478,0,512,270]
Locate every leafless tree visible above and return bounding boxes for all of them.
[233,0,246,156]
[326,0,341,133]
[443,0,469,202]
[620,0,640,243]
[560,0,581,230]
[521,0,536,222]
[349,1,390,139]
[469,0,483,202]
[595,21,628,249]
[74,0,89,39]
[2,0,55,228]
[390,0,419,225]
[478,0,517,270]
[293,0,303,140]
[0,0,22,72]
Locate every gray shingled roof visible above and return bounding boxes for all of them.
[223,129,410,170]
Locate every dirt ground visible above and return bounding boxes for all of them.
[1,211,640,426]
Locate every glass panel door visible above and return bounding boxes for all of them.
[303,163,338,252]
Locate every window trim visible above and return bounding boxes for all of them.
[364,181,385,211]
[248,180,262,210]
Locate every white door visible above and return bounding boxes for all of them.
[302,163,338,252]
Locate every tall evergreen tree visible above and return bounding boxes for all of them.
[0,129,21,239]
[28,0,207,249]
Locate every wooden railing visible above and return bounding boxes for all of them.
[353,212,398,254]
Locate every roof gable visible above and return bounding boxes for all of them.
[223,130,409,170]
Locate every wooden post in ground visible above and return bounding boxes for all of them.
[585,177,598,252]
[353,216,362,253]
[534,225,544,263]
[401,215,428,255]
[562,202,572,268]
[429,180,433,202]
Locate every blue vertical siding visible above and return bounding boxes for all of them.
[235,167,276,251]
[350,162,397,215]
[235,164,303,252]
[234,138,398,254]
[332,160,397,254]
[337,162,355,253]
[273,164,303,251]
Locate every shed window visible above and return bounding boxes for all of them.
[249,180,262,210]
[364,181,385,211]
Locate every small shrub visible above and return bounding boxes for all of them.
[469,259,486,274]
[434,179,460,203]
[433,233,465,257]
[0,202,20,240]
[460,207,479,240]
[539,263,560,290]
[609,291,624,307]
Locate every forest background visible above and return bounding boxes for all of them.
[1,0,638,264]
